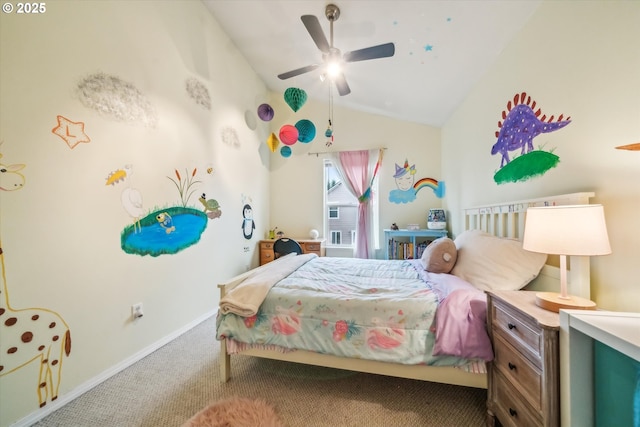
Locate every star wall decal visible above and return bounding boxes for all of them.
[52,115,91,149]
[424,44,434,52]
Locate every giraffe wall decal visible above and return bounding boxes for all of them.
[0,245,72,408]
[0,142,26,192]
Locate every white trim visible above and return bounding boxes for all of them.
[10,310,216,427]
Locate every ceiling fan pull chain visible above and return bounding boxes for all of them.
[326,84,334,147]
[329,15,334,47]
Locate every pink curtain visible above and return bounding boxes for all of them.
[332,149,382,258]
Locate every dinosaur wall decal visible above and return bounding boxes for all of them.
[491,92,572,184]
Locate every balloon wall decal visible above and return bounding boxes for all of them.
[279,124,299,146]
[280,146,292,158]
[266,132,279,152]
[295,119,316,143]
[284,87,307,112]
[257,103,274,121]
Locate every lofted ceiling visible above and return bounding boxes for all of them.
[203,0,541,127]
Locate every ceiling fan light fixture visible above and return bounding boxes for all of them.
[278,3,394,97]
[326,60,342,79]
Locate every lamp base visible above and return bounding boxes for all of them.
[535,292,597,313]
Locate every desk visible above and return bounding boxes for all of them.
[384,229,447,260]
[560,310,640,427]
[259,238,326,265]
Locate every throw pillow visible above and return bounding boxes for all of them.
[420,237,458,273]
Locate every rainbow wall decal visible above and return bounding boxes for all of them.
[414,177,445,198]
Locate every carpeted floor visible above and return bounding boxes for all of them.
[32,315,487,427]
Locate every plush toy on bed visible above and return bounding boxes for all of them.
[420,237,457,273]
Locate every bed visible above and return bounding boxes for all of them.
[216,192,595,389]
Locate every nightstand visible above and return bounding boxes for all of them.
[486,291,560,427]
[259,239,326,265]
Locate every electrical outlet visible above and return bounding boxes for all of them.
[132,303,144,320]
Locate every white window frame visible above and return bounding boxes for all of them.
[323,159,379,250]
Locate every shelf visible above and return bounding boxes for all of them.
[383,229,447,260]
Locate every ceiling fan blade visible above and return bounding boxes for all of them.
[334,73,351,96]
[278,64,320,80]
[301,15,330,53]
[343,42,395,63]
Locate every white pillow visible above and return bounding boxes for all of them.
[450,229,547,291]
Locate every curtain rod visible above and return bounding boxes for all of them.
[307,147,387,157]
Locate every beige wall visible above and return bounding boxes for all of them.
[267,94,442,258]
[2,0,638,425]
[0,1,270,425]
[442,1,640,312]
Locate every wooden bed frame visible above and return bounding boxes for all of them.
[217,192,595,389]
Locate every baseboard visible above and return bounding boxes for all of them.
[10,310,217,427]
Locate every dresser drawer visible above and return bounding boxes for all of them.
[492,370,541,427]
[260,251,274,264]
[493,333,542,411]
[259,241,275,265]
[493,301,542,366]
[303,242,321,252]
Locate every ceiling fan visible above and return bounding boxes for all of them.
[277,4,395,96]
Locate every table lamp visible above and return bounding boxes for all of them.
[522,204,611,312]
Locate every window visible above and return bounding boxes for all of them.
[324,159,378,249]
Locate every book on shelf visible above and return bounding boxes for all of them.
[388,239,431,260]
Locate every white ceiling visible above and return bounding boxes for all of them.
[204,0,541,127]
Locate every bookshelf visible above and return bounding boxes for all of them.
[384,229,448,260]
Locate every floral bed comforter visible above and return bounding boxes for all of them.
[216,255,485,367]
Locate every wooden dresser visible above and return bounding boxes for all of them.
[486,291,560,427]
[259,239,326,265]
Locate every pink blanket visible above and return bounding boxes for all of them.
[425,271,494,361]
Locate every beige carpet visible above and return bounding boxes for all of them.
[33,315,487,426]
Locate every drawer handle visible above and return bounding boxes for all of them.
[509,408,518,418]
[508,362,516,371]
[507,323,517,330]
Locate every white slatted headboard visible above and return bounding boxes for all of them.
[463,192,595,299]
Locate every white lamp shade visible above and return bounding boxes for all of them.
[523,205,612,256]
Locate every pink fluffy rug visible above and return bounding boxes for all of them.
[181,397,284,427]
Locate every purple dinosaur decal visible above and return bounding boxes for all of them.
[492,92,571,168]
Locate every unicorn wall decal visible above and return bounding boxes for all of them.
[388,159,445,204]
